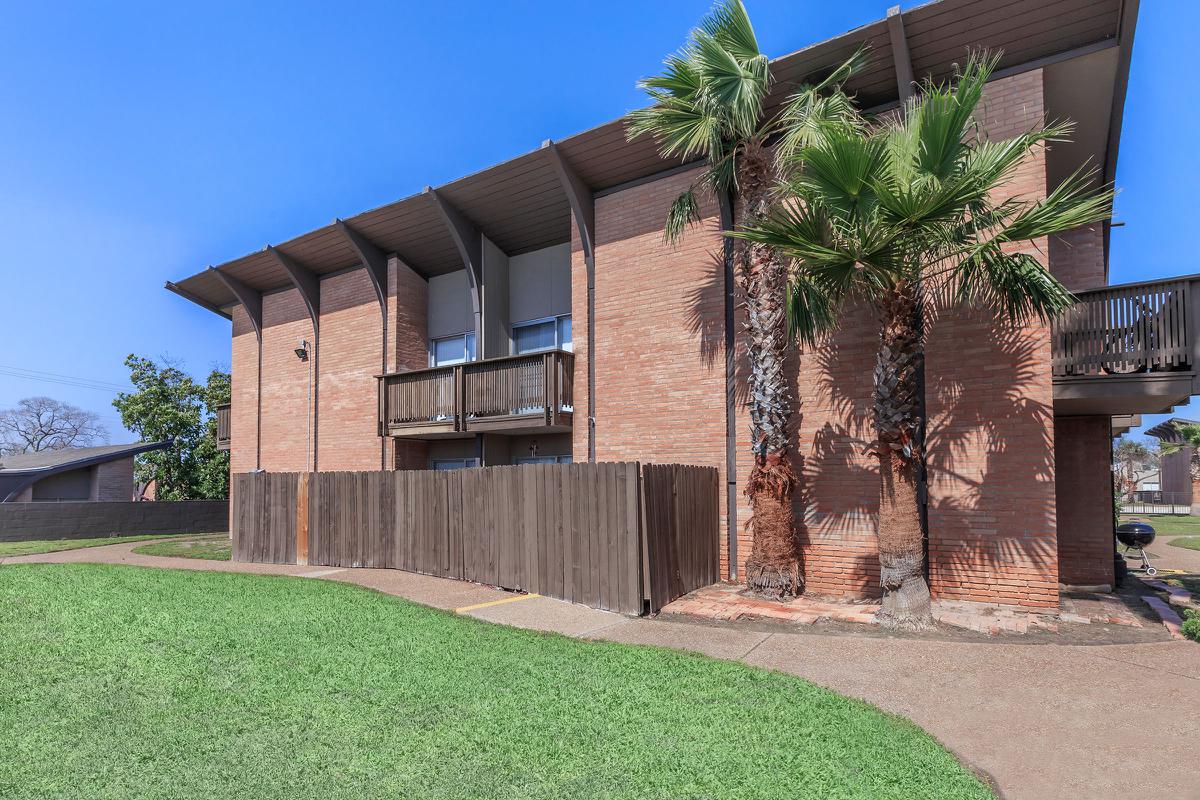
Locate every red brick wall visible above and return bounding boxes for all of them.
[318,270,385,471]
[789,302,881,597]
[230,306,259,473]
[1055,416,1115,587]
[389,256,430,469]
[925,70,1059,608]
[1050,225,1105,292]
[577,167,732,568]
[260,289,313,472]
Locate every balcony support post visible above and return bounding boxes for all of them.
[886,6,915,102]
[543,140,596,462]
[335,219,396,468]
[267,246,321,473]
[426,187,484,350]
[209,267,264,470]
[1190,280,1200,394]
[377,377,386,437]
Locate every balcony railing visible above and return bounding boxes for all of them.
[379,350,574,437]
[1052,277,1199,378]
[215,403,231,451]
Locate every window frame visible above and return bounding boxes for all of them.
[515,455,573,465]
[511,314,572,355]
[429,331,476,367]
[431,458,478,471]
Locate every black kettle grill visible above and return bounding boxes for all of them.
[1116,521,1157,576]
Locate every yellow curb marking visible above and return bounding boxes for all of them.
[455,593,540,614]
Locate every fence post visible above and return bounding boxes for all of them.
[296,472,310,566]
[638,463,651,608]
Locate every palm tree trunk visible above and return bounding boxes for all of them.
[874,283,933,629]
[736,140,801,597]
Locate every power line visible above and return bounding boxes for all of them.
[0,366,127,394]
[0,364,128,390]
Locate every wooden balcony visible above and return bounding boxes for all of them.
[378,351,574,438]
[215,404,231,451]
[1052,276,1200,415]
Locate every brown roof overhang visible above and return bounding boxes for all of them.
[167,0,1134,315]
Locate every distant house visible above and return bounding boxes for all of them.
[1145,418,1198,505]
[0,442,170,503]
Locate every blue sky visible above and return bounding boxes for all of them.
[0,0,1190,443]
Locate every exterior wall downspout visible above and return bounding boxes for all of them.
[719,190,738,580]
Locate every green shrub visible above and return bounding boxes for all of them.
[1183,609,1200,643]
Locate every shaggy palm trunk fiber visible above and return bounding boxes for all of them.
[736,141,802,598]
[873,283,933,629]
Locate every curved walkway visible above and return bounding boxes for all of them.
[5,540,1199,800]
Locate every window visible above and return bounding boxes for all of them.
[432,458,477,471]
[512,315,571,354]
[430,332,476,366]
[515,455,572,465]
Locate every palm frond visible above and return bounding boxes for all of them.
[791,128,887,222]
[700,0,761,63]
[639,53,704,105]
[726,202,846,265]
[909,51,1001,180]
[774,50,868,163]
[952,248,1075,323]
[998,165,1115,242]
[692,28,768,138]
[664,189,702,244]
[787,272,844,346]
[626,103,723,159]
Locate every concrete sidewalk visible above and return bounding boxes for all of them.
[6,541,1199,800]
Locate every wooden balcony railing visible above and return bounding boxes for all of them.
[379,351,574,436]
[1052,277,1200,378]
[215,403,231,451]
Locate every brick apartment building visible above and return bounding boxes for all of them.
[170,0,1172,607]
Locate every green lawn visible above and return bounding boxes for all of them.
[1119,514,1200,536]
[130,533,231,560]
[1168,536,1200,552]
[0,565,991,800]
[0,533,183,558]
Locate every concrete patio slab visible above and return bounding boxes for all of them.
[463,595,622,636]
[588,617,773,661]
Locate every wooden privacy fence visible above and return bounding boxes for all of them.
[232,462,719,615]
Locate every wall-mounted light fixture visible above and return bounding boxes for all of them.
[294,339,310,361]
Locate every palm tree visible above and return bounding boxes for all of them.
[626,0,861,597]
[731,53,1114,627]
[1113,439,1157,500]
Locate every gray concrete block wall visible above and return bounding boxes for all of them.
[0,501,229,542]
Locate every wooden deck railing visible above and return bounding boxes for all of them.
[215,404,231,451]
[379,351,574,435]
[1052,277,1200,377]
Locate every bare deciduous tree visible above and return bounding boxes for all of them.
[0,397,107,455]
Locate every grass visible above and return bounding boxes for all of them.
[1168,536,1200,552]
[1165,575,1200,596]
[0,565,992,800]
[1119,514,1200,536]
[0,533,183,558]
[130,534,231,561]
